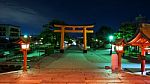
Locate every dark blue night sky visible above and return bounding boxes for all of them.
[0,0,150,35]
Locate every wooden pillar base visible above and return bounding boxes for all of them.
[23,50,27,72]
[141,60,145,73]
[83,50,87,53]
[23,69,27,72]
[60,49,64,53]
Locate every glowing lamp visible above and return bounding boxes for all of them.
[115,45,124,52]
[21,43,30,50]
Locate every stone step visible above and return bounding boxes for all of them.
[18,80,42,84]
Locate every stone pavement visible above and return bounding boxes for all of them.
[0,46,149,84]
[0,68,150,84]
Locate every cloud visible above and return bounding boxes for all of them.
[0,1,48,30]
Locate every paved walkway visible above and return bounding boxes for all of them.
[0,46,150,84]
[1,68,150,84]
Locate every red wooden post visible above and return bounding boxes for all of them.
[118,53,122,71]
[23,50,27,71]
[141,47,145,74]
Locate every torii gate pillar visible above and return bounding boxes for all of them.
[83,27,87,53]
[60,27,65,53]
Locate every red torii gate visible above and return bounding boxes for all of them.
[128,23,150,74]
[54,24,94,53]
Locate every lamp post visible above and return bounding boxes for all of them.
[21,43,30,71]
[115,44,124,71]
[18,35,30,72]
[109,35,113,55]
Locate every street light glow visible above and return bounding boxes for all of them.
[24,35,28,38]
[109,35,113,41]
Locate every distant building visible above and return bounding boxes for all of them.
[0,24,21,41]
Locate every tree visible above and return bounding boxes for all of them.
[115,15,149,41]
[87,33,94,47]
[39,19,67,47]
[39,26,54,44]
[95,25,114,47]
[116,22,137,41]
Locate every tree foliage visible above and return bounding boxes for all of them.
[115,15,148,41]
[39,19,67,45]
[87,33,94,46]
[96,26,113,41]
[95,25,114,47]
[115,22,137,41]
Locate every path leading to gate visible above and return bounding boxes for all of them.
[0,46,150,83]
[39,46,98,69]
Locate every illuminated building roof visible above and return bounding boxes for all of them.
[128,23,150,46]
